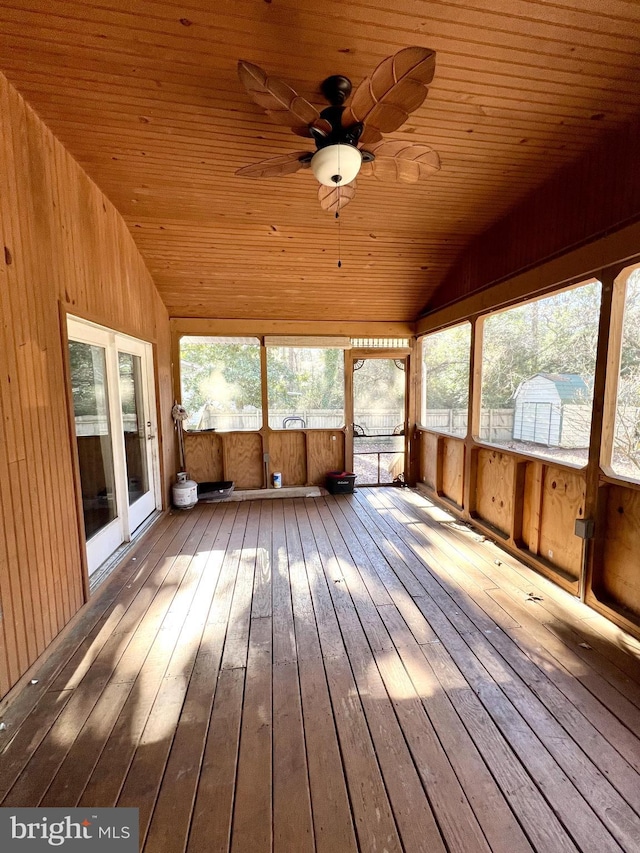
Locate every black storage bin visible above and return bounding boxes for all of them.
[326,471,356,495]
[197,481,234,502]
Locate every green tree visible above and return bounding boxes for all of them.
[481,281,601,408]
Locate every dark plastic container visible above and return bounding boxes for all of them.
[326,471,356,495]
[197,481,234,502]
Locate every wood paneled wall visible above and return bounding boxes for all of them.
[0,72,174,700]
[184,429,345,490]
[418,434,587,590]
[429,118,640,312]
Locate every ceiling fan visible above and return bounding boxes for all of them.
[235,47,441,213]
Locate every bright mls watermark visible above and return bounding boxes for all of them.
[0,808,138,850]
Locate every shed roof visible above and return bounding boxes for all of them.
[526,372,589,402]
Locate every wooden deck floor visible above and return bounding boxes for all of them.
[2,488,640,852]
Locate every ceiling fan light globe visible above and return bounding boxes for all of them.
[311,144,362,187]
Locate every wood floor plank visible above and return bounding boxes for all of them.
[358,500,576,853]
[221,501,260,671]
[78,504,235,809]
[292,502,361,853]
[142,620,227,853]
[487,587,640,778]
[379,627,534,853]
[0,509,179,741]
[324,495,394,607]
[207,502,248,628]
[298,499,346,660]
[231,616,272,853]
[413,595,623,853]
[251,500,272,619]
[140,510,238,852]
[463,626,640,850]
[422,638,580,853]
[113,517,230,839]
[1,507,208,807]
[273,660,314,853]
[373,647,491,853]
[3,489,640,853]
[271,500,296,665]
[333,495,439,643]
[297,656,359,853]
[284,501,320,663]
[379,491,640,816]
[314,499,394,653]
[0,688,73,798]
[187,667,245,853]
[308,501,448,853]
[322,652,404,853]
[50,510,191,692]
[299,501,403,852]
[379,489,640,813]
[404,489,640,693]
[350,492,616,852]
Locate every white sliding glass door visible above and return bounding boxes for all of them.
[67,317,160,576]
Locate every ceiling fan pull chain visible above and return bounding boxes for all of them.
[337,192,342,268]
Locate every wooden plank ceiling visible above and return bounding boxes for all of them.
[1,0,640,322]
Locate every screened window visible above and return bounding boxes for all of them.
[479,281,601,465]
[611,266,640,480]
[179,336,262,431]
[266,347,345,430]
[421,323,471,436]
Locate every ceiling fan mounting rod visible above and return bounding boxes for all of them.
[321,74,352,106]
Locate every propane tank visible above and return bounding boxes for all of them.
[173,471,198,509]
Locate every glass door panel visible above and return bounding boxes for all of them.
[352,358,406,485]
[119,352,149,503]
[118,347,155,531]
[68,338,124,573]
[68,316,160,580]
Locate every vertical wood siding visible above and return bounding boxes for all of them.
[0,72,173,699]
[429,119,640,311]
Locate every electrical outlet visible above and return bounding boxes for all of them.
[574,518,595,539]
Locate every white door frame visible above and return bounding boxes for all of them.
[67,316,161,575]
[116,335,161,532]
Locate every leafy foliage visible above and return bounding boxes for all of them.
[180,339,262,420]
[481,282,602,408]
[180,339,345,429]
[267,346,344,413]
[422,323,471,410]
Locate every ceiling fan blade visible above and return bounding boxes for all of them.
[342,47,436,144]
[236,151,312,178]
[238,60,332,138]
[318,182,357,213]
[360,141,440,183]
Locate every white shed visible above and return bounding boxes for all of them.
[513,373,591,447]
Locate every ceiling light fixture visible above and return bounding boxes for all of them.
[310,143,362,187]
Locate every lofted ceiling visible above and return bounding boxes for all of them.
[1,0,640,322]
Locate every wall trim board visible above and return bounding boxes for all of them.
[61,302,159,346]
[417,221,640,334]
[171,318,414,338]
[57,302,91,603]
